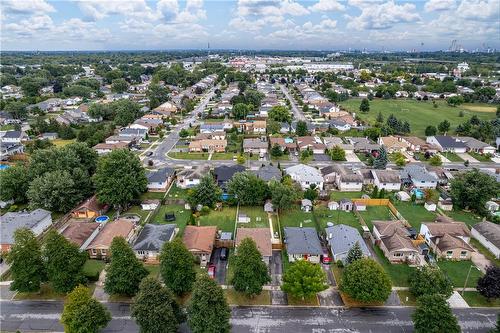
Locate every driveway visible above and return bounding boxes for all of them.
[322,264,336,286]
[345,152,361,163]
[270,250,283,286]
[317,288,344,306]
[457,153,479,163]
[210,248,228,285]
[471,249,492,273]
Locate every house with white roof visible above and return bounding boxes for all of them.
[285,164,324,190]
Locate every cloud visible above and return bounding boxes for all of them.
[235,0,309,17]
[78,0,158,21]
[2,0,55,14]
[309,0,345,12]
[346,1,421,30]
[424,0,456,12]
[456,0,499,20]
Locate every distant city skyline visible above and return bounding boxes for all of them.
[2,0,499,51]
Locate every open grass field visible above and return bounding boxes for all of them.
[359,206,395,230]
[52,139,76,147]
[440,152,464,162]
[394,202,438,230]
[151,204,191,235]
[224,290,271,305]
[329,191,365,200]
[82,259,105,277]
[444,209,483,228]
[237,206,269,228]
[140,191,166,200]
[339,99,496,136]
[168,152,208,160]
[437,260,483,288]
[468,152,493,162]
[314,207,362,232]
[198,206,237,232]
[166,183,189,200]
[279,207,316,229]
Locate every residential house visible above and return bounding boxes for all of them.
[0,131,27,144]
[323,137,354,153]
[402,136,437,152]
[329,119,351,132]
[105,135,138,145]
[269,137,297,154]
[0,143,24,161]
[176,165,211,189]
[285,164,324,190]
[87,219,136,259]
[378,136,408,153]
[214,165,246,190]
[130,118,162,134]
[283,227,323,263]
[455,137,496,155]
[426,136,467,153]
[182,225,217,267]
[41,132,58,140]
[147,167,175,192]
[346,137,380,153]
[93,142,129,155]
[189,138,227,153]
[296,136,326,154]
[372,220,419,264]
[199,122,232,133]
[153,101,177,116]
[400,165,438,189]
[235,228,272,265]
[133,224,177,262]
[420,221,474,260]
[234,120,266,134]
[61,222,101,251]
[1,209,52,252]
[72,195,107,219]
[253,164,282,182]
[321,165,363,192]
[371,170,401,191]
[471,221,500,259]
[325,224,371,263]
[119,128,148,140]
[243,138,268,155]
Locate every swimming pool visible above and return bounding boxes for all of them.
[411,188,424,199]
[95,215,109,223]
[0,164,10,170]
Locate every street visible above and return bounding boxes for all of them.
[0,301,498,333]
[280,84,307,122]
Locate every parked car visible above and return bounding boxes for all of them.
[425,253,436,265]
[321,248,332,265]
[208,264,216,279]
[220,247,228,261]
[146,151,153,157]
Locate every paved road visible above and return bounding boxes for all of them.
[1,301,498,333]
[280,84,307,122]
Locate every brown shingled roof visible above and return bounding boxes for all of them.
[424,222,471,238]
[62,222,99,247]
[87,219,134,250]
[235,228,272,257]
[436,233,474,252]
[182,226,217,253]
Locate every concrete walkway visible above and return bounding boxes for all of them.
[93,269,109,302]
[437,153,451,163]
[447,291,470,308]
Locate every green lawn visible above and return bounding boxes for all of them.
[314,207,362,232]
[394,202,438,230]
[270,154,291,161]
[166,183,189,200]
[198,206,237,232]
[355,152,370,163]
[437,260,483,288]
[462,291,500,307]
[211,152,236,160]
[444,209,483,228]
[373,246,414,287]
[145,264,160,279]
[359,206,395,230]
[168,152,208,160]
[470,239,500,267]
[224,290,271,305]
[140,191,166,200]
[122,205,151,225]
[339,99,496,136]
[82,259,105,278]
[468,152,492,162]
[237,206,269,228]
[279,207,316,229]
[440,152,464,162]
[329,191,365,200]
[52,139,76,147]
[151,204,191,235]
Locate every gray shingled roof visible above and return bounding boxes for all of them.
[1,209,51,244]
[284,227,322,255]
[254,165,282,182]
[473,221,500,249]
[133,224,176,251]
[147,167,175,183]
[325,224,370,259]
[433,136,467,149]
[401,165,438,183]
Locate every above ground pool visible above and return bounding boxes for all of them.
[411,188,424,199]
[0,164,10,170]
[95,215,109,223]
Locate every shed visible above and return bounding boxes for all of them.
[396,191,411,202]
[238,213,250,223]
[264,201,274,213]
[485,201,499,212]
[424,201,437,212]
[339,198,353,211]
[301,199,313,212]
[141,199,160,211]
[328,201,339,211]
[353,202,366,211]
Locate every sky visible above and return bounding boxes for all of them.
[1,0,499,51]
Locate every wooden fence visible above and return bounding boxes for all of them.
[352,198,389,206]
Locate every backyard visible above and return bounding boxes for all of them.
[314,207,362,232]
[394,202,438,230]
[151,204,191,235]
[165,184,189,200]
[444,209,483,228]
[198,206,237,232]
[358,206,395,230]
[339,99,496,136]
[329,191,365,201]
[237,206,269,228]
[279,207,316,229]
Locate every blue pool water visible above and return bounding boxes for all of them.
[0,164,10,170]
[284,138,294,144]
[95,215,109,223]
[411,188,424,199]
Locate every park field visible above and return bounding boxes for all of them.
[339,99,496,136]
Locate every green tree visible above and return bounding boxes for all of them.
[227,172,269,206]
[345,242,364,265]
[340,258,391,303]
[429,154,442,166]
[7,229,45,293]
[267,119,281,134]
[270,143,283,157]
[425,125,437,136]
[93,149,147,211]
[412,294,460,333]
[450,169,499,214]
[268,105,291,123]
[0,164,30,203]
[111,78,129,93]
[373,146,388,169]
[359,98,370,112]
[303,184,319,201]
[376,112,384,123]
[44,230,87,293]
[438,120,451,134]
[232,103,251,120]
[330,145,346,161]
[179,128,189,138]
[236,154,246,165]
[61,285,111,333]
[477,265,500,300]
[146,83,170,109]
[269,180,298,212]
[281,260,328,300]
[131,277,184,333]
[231,238,271,297]
[4,101,28,119]
[187,274,231,333]
[113,99,142,127]
[159,239,196,295]
[409,266,453,299]
[104,237,148,296]
[296,120,308,136]
[187,174,221,208]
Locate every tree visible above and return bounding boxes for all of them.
[146,83,170,109]
[131,277,183,333]
[330,145,346,161]
[232,103,251,120]
[44,230,87,293]
[187,274,231,333]
[61,285,111,333]
[373,146,388,169]
[477,265,500,300]
[345,242,363,265]
[187,174,221,208]
[111,78,129,93]
[231,238,271,297]
[409,266,453,299]
[267,119,281,134]
[340,258,391,303]
[376,112,384,123]
[7,229,45,293]
[447,95,465,106]
[429,154,442,166]
[27,170,83,213]
[4,101,28,119]
[395,155,407,167]
[359,98,370,112]
[159,239,196,295]
[438,120,451,134]
[425,125,437,136]
[93,149,147,211]
[281,260,328,300]
[271,143,283,157]
[0,164,30,203]
[104,237,148,296]
[268,105,291,123]
[296,120,308,136]
[450,169,499,214]
[412,294,460,333]
[269,180,298,212]
[303,184,319,201]
[179,129,189,138]
[227,172,269,206]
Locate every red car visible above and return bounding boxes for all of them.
[208,264,216,279]
[321,249,332,265]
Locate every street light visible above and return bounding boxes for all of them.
[462,264,480,295]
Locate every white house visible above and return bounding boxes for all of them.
[371,170,401,191]
[0,131,26,144]
[401,165,438,189]
[471,222,500,259]
[285,164,324,190]
[176,165,210,189]
[146,167,175,192]
[426,136,467,153]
